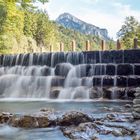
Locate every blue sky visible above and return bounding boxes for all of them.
[38,0,140,39]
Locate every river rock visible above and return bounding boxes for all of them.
[14,115,38,128]
[61,121,135,140]
[134,108,140,113]
[133,135,140,140]
[0,112,13,124]
[58,111,93,126]
[61,122,106,140]
[133,88,140,119]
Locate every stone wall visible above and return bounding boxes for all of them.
[84,49,140,64]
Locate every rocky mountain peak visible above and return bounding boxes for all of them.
[56,13,110,40]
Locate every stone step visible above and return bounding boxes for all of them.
[49,86,135,100]
[55,63,140,77]
[0,74,140,88]
[82,76,140,87]
[1,50,140,67]
[1,63,140,77]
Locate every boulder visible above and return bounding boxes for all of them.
[50,87,61,99]
[15,115,38,128]
[58,111,93,126]
[0,112,13,124]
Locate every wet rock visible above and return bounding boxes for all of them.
[102,88,112,99]
[58,111,93,126]
[134,108,140,113]
[9,115,21,127]
[36,115,50,128]
[133,88,140,119]
[61,121,136,140]
[106,113,133,122]
[89,87,102,98]
[103,87,126,99]
[40,108,54,113]
[133,112,140,119]
[112,130,123,137]
[15,115,38,128]
[124,104,132,108]
[127,88,136,99]
[61,122,107,140]
[104,122,135,135]
[0,112,13,124]
[133,135,140,140]
[94,120,104,125]
[50,87,61,99]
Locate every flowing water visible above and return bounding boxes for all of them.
[0,101,133,140]
[0,51,138,139]
[0,52,137,100]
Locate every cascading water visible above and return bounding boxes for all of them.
[0,50,139,100]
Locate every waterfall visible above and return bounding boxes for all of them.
[0,50,139,100]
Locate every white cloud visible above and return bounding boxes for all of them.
[45,0,140,39]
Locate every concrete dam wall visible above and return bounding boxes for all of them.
[0,49,140,100]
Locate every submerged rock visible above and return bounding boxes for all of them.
[61,121,135,140]
[0,109,139,140]
[133,88,140,119]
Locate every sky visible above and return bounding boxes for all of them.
[38,0,140,39]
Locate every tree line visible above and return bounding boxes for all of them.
[117,16,140,49]
[0,0,59,54]
[0,0,139,54]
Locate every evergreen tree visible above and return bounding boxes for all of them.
[117,16,140,49]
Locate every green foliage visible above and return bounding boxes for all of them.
[117,16,140,49]
[33,11,58,51]
[0,0,115,54]
[0,0,57,54]
[57,25,102,51]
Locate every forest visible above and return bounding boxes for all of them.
[0,0,139,54]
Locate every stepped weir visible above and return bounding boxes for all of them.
[0,49,140,100]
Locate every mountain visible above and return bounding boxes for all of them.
[56,13,110,40]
